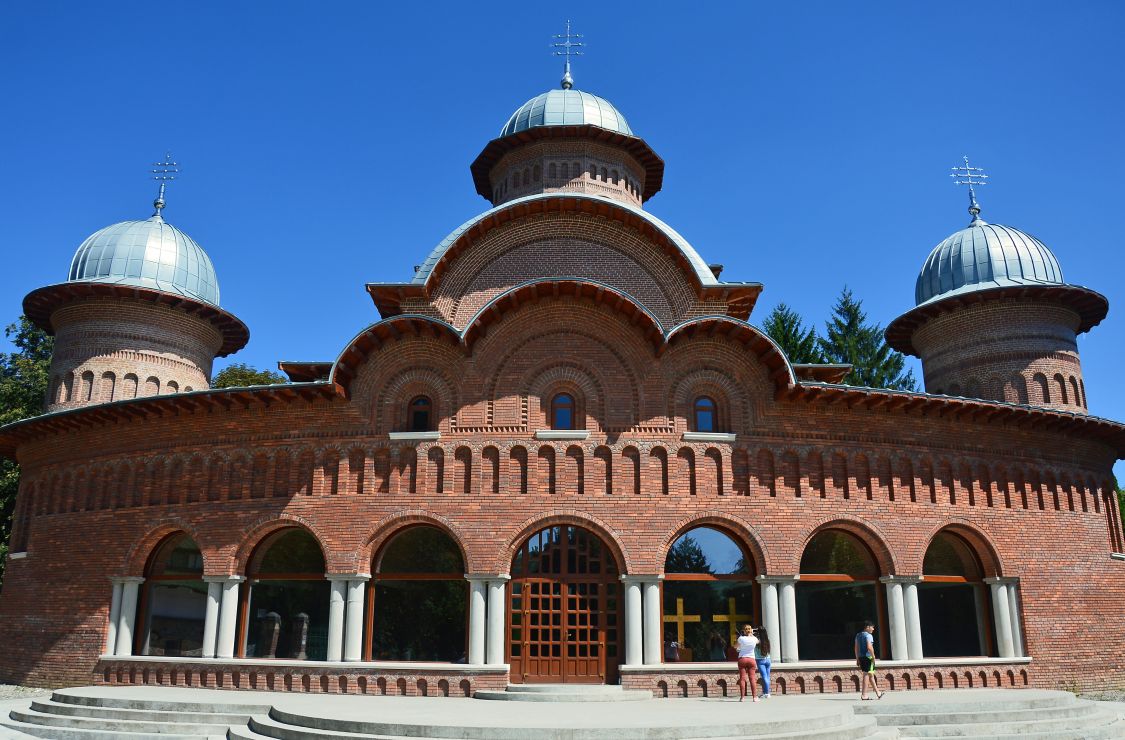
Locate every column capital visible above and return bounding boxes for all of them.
[756,575,799,585]
[110,576,146,585]
[327,573,371,582]
[880,575,922,585]
[984,576,1019,586]
[620,574,662,584]
[203,575,246,584]
[465,573,510,582]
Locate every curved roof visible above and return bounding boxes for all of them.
[412,192,719,288]
[68,215,220,306]
[915,219,1063,306]
[501,89,632,137]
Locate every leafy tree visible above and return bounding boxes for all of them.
[665,535,713,574]
[818,287,917,391]
[211,363,287,388]
[0,317,54,588]
[761,303,825,364]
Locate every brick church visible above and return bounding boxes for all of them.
[2,62,1123,698]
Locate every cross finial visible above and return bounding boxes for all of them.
[950,155,989,224]
[552,20,584,90]
[151,152,180,218]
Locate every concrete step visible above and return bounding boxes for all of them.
[502,684,633,693]
[249,714,413,739]
[1,715,217,740]
[9,707,232,736]
[52,688,271,715]
[873,700,1101,726]
[686,714,887,739]
[476,683,653,702]
[897,709,1123,738]
[854,693,1077,716]
[30,698,253,725]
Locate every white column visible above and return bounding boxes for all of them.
[642,577,663,664]
[972,585,988,656]
[467,575,488,665]
[486,576,510,665]
[1006,580,1024,658]
[903,578,923,660]
[326,577,348,662]
[106,579,124,655]
[114,577,144,657]
[621,576,644,666]
[987,578,1015,658]
[756,576,781,661]
[216,576,246,659]
[200,577,224,659]
[881,577,909,661]
[778,577,799,663]
[344,577,368,662]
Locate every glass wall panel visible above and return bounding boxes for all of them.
[919,532,992,657]
[141,534,205,657]
[242,528,328,661]
[795,582,879,660]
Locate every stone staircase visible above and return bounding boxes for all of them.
[474,683,652,701]
[854,689,1125,738]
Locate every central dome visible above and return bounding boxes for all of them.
[501,89,633,137]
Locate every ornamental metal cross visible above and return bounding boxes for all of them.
[151,152,180,214]
[951,155,988,218]
[553,20,584,89]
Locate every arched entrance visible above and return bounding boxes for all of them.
[508,525,621,684]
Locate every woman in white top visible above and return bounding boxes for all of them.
[734,623,760,702]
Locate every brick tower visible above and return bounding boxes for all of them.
[886,162,1107,414]
[22,163,248,412]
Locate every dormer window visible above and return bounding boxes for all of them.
[410,396,433,432]
[551,393,575,430]
[693,396,716,432]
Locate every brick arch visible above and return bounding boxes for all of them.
[659,511,768,576]
[121,519,211,576]
[360,510,474,576]
[501,510,632,575]
[913,519,1006,578]
[228,514,335,575]
[668,367,749,433]
[374,366,459,432]
[330,315,464,392]
[790,516,899,576]
[525,362,606,430]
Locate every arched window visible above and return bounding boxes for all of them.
[589,165,597,179]
[241,529,328,660]
[560,162,569,180]
[692,396,717,432]
[920,532,992,657]
[81,371,94,401]
[409,395,433,432]
[366,526,466,661]
[1032,373,1050,403]
[1069,377,1081,408]
[1054,374,1068,404]
[797,529,884,660]
[663,527,755,662]
[139,534,205,657]
[610,169,619,185]
[600,166,608,181]
[551,393,575,430]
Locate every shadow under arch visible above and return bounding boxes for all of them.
[231,514,334,575]
[502,510,631,575]
[361,510,474,575]
[121,519,209,576]
[917,519,1006,579]
[794,516,899,576]
[659,511,769,577]
[664,315,797,390]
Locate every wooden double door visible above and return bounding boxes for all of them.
[508,525,621,683]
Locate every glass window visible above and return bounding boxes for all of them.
[919,532,991,657]
[243,529,329,661]
[693,396,716,432]
[551,393,575,430]
[140,534,207,657]
[662,527,755,662]
[410,396,433,432]
[796,529,883,660]
[368,527,467,661]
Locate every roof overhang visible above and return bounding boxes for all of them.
[793,363,853,383]
[277,361,333,382]
[23,282,250,357]
[885,283,1109,356]
[470,125,665,203]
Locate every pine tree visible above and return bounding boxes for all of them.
[665,536,713,574]
[761,303,824,364]
[818,287,917,391]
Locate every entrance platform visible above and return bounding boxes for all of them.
[2,685,1124,739]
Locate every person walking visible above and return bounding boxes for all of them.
[735,623,760,702]
[754,627,772,699]
[854,620,884,700]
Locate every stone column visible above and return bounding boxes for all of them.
[1005,579,1024,658]
[216,576,246,659]
[642,577,663,664]
[201,577,225,659]
[777,577,799,663]
[344,577,369,662]
[326,577,349,662]
[467,575,488,665]
[880,577,909,661]
[972,585,988,656]
[114,577,144,657]
[986,577,1015,658]
[620,576,644,666]
[902,578,924,660]
[106,579,124,655]
[755,576,782,662]
[486,575,510,666]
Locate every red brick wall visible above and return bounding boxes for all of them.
[489,140,646,208]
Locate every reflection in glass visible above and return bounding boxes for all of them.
[140,534,206,657]
[693,396,716,432]
[551,394,574,430]
[920,532,992,657]
[242,528,328,661]
[796,529,882,660]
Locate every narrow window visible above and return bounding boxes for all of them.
[693,396,716,432]
[410,396,433,432]
[551,393,575,430]
[610,169,619,185]
[589,165,597,179]
[601,167,608,181]
[561,162,569,180]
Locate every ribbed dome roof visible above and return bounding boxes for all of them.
[67,215,220,306]
[915,219,1064,306]
[501,88,633,137]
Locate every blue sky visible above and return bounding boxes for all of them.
[2,2,1123,476]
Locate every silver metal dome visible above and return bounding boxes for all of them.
[501,89,633,137]
[67,215,221,306]
[915,219,1064,306]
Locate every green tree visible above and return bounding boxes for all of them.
[211,363,287,388]
[665,536,713,574]
[818,287,917,391]
[0,317,54,588]
[761,303,825,364]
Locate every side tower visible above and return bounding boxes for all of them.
[886,160,1107,413]
[23,161,248,412]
